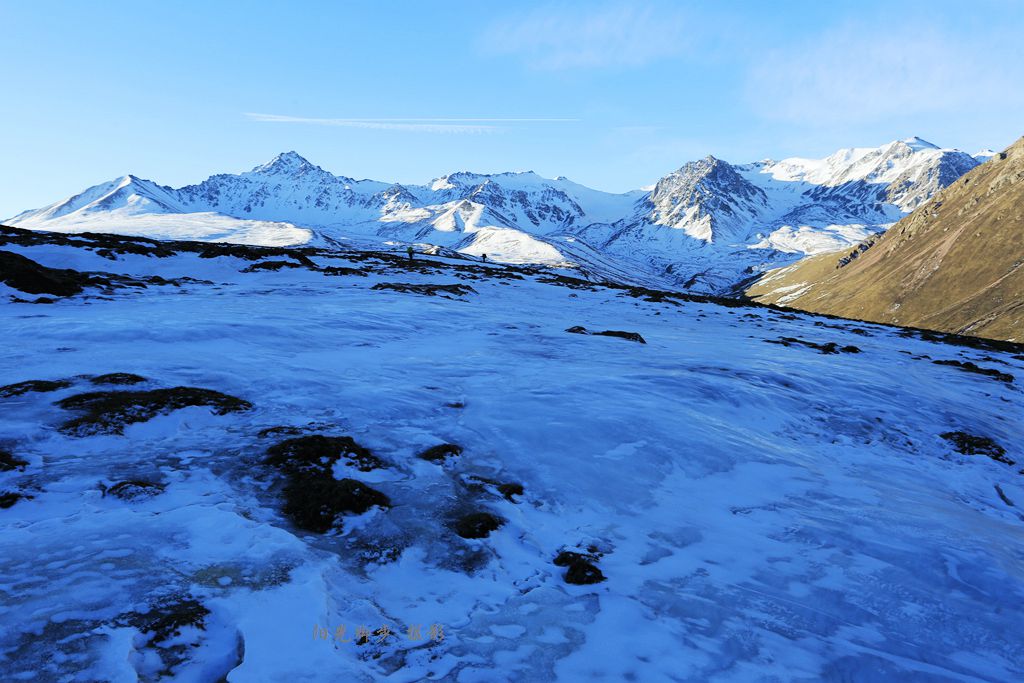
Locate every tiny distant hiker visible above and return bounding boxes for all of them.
[481,253,488,263]
[407,246,414,262]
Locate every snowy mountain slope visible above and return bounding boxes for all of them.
[746,136,1024,342]
[7,138,980,293]
[2,226,1023,681]
[630,155,771,242]
[567,138,980,292]
[10,175,188,222]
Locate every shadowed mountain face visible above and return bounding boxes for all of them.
[747,137,1024,342]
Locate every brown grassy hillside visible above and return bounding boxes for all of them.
[747,137,1024,342]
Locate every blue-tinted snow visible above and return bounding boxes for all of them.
[0,241,1022,682]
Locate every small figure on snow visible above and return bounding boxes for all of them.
[406,246,414,261]
[481,253,488,263]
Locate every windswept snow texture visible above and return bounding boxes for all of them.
[1,230,1023,681]
[7,138,980,293]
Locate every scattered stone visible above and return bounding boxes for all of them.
[0,379,72,398]
[418,443,463,463]
[0,449,28,472]
[371,282,477,297]
[941,431,1014,465]
[56,387,252,436]
[933,359,1014,383]
[266,435,384,475]
[105,480,166,500]
[89,373,147,385]
[283,477,390,533]
[496,483,524,502]
[452,512,505,539]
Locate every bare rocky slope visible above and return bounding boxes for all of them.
[747,137,1024,342]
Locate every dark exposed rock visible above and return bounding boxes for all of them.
[105,480,166,500]
[933,359,1014,383]
[496,483,524,502]
[625,286,682,305]
[0,379,72,398]
[464,476,523,502]
[941,431,1013,465]
[835,236,879,269]
[553,551,594,567]
[595,330,646,344]
[765,337,859,355]
[538,274,600,291]
[0,250,86,296]
[122,595,210,643]
[0,491,28,508]
[563,559,606,585]
[0,449,28,472]
[258,425,306,439]
[996,484,1015,507]
[418,443,463,463]
[452,512,505,539]
[266,435,384,475]
[565,326,646,344]
[371,282,477,297]
[241,260,305,273]
[89,373,147,386]
[56,387,252,436]
[283,477,390,533]
[322,266,367,277]
[0,250,188,298]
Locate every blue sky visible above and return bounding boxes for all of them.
[2,0,1022,216]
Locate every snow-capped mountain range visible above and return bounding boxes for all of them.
[7,137,986,292]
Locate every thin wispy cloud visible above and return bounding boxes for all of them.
[245,113,578,134]
[480,2,690,70]
[745,23,1024,125]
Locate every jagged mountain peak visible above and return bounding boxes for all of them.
[639,155,769,244]
[251,151,322,176]
[7,136,990,295]
[430,170,544,192]
[895,136,940,152]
